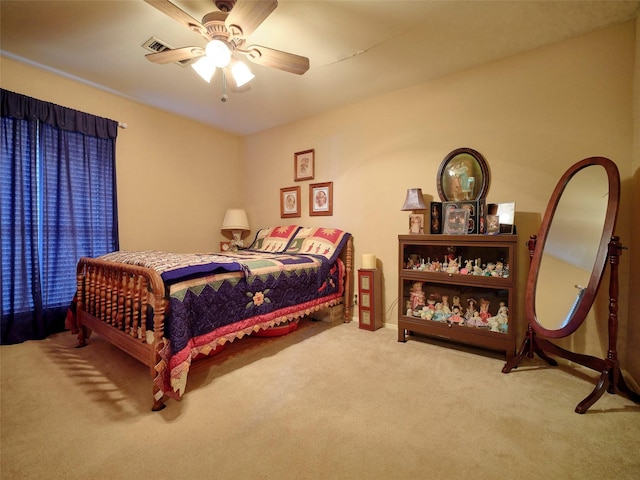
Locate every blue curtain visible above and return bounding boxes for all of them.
[1,89,119,344]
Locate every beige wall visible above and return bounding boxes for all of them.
[242,21,638,377]
[0,56,242,253]
[1,20,638,381]
[629,15,640,386]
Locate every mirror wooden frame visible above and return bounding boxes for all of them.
[529,157,619,338]
[502,157,639,413]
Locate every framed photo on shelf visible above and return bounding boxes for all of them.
[443,207,469,235]
[486,214,500,235]
[488,202,516,234]
[280,186,301,218]
[409,213,424,234]
[294,149,314,181]
[309,181,333,216]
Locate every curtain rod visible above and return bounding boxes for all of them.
[118,122,128,129]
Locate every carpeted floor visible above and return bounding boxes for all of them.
[1,319,639,479]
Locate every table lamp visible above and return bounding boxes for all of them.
[221,208,250,250]
[401,188,427,233]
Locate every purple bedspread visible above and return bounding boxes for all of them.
[98,248,347,397]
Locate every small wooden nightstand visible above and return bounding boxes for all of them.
[358,269,382,330]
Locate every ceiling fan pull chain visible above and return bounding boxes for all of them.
[221,70,229,103]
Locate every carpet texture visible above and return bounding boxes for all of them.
[1,319,638,479]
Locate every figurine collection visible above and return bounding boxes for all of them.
[404,250,510,333]
[405,254,509,278]
[405,281,509,333]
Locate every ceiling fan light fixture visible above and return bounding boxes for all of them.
[191,56,216,82]
[231,61,255,87]
[205,39,232,68]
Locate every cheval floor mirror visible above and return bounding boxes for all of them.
[502,157,640,413]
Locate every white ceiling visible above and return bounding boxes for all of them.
[2,0,639,135]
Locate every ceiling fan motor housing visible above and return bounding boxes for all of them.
[214,0,236,13]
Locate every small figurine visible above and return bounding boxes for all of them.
[441,295,452,317]
[426,295,437,311]
[473,259,483,276]
[502,264,510,278]
[420,307,434,321]
[488,316,500,332]
[484,262,496,276]
[460,259,473,275]
[449,306,464,325]
[495,302,509,333]
[432,302,447,322]
[451,295,462,313]
[488,301,509,333]
[467,311,484,327]
[479,298,491,324]
[465,298,478,321]
[446,257,459,274]
[410,281,426,314]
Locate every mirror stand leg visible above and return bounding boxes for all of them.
[576,237,640,413]
[575,369,611,414]
[613,370,640,403]
[575,364,640,414]
[502,334,530,373]
[503,326,558,373]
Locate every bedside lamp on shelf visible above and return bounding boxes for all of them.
[401,188,427,234]
[221,208,250,251]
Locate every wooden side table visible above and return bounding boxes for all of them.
[358,269,382,331]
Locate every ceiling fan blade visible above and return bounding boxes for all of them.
[225,0,278,38]
[145,47,204,64]
[144,0,206,35]
[243,45,309,75]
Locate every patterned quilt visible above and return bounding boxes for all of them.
[98,248,347,398]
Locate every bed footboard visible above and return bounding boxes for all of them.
[75,258,169,410]
[341,235,354,322]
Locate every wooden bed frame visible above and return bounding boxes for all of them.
[73,236,353,411]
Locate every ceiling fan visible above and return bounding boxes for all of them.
[144,0,310,98]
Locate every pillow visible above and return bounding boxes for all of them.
[290,227,350,263]
[248,225,301,253]
[247,227,272,251]
[285,226,313,253]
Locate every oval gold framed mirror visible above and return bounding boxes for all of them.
[436,147,490,202]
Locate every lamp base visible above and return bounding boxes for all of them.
[230,230,244,251]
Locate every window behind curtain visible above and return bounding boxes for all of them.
[1,89,119,344]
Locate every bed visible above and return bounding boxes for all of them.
[68,226,353,410]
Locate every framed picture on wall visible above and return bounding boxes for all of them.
[309,182,333,216]
[294,149,314,181]
[280,186,301,218]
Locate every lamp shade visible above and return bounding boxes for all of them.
[231,61,255,87]
[192,56,216,83]
[401,188,427,211]
[221,208,250,231]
